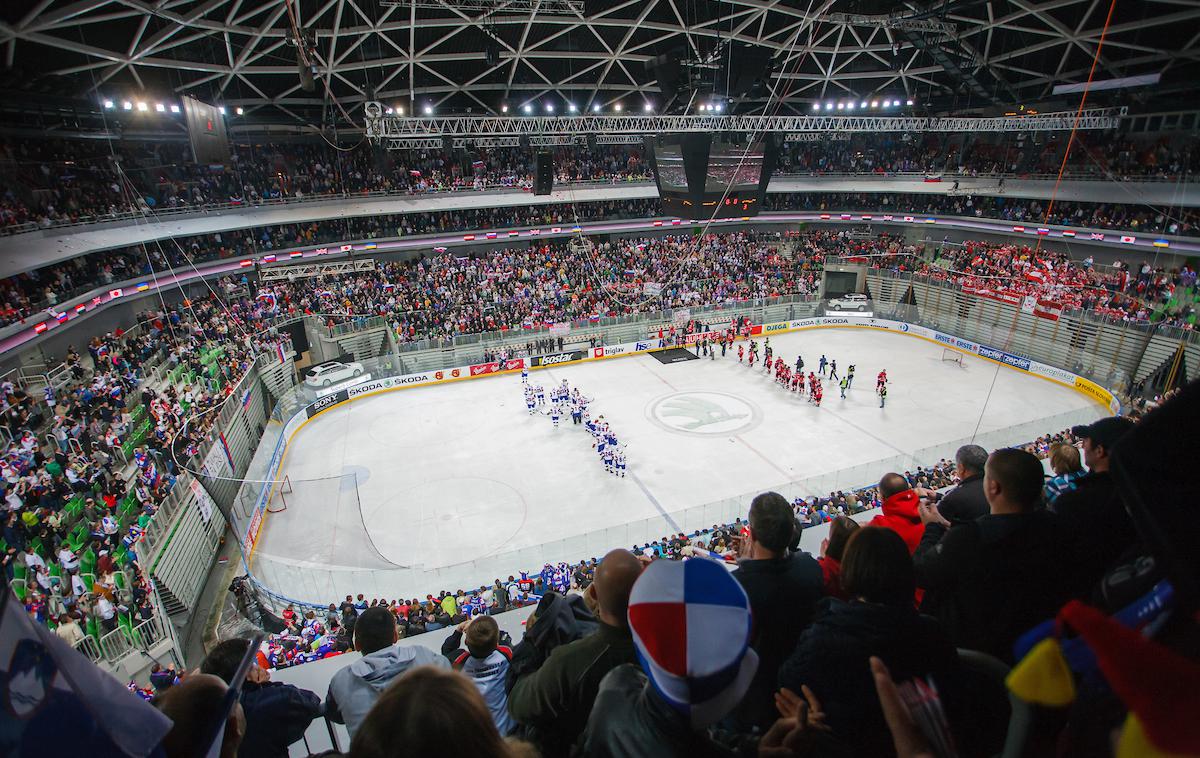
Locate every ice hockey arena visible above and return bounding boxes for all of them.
[1,1,1198,756]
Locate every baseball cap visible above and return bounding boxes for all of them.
[1071,416,1135,450]
[627,557,757,729]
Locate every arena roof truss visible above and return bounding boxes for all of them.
[259,258,377,282]
[0,0,1195,128]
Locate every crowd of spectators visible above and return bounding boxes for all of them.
[125,391,1186,758]
[1,131,1194,230]
[0,281,293,658]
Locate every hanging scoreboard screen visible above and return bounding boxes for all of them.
[645,134,777,219]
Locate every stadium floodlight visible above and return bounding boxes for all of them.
[846,102,855,110]
[714,103,723,112]
[870,100,878,108]
[836,102,844,110]
[523,104,533,114]
[644,102,653,112]
[396,106,404,115]
[568,103,577,112]
[501,104,508,113]
[218,106,226,114]
[235,107,244,115]
[812,102,820,111]
[825,102,833,110]
[136,102,148,111]
[546,103,554,113]
[592,103,601,112]
[122,101,132,110]
[103,100,114,109]
[385,107,393,114]
[860,101,867,108]
[170,104,180,113]
[614,103,622,112]
[423,104,433,115]
[155,103,165,112]
[906,99,914,106]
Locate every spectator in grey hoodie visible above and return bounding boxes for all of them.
[325,606,449,738]
[441,614,515,735]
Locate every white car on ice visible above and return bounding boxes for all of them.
[304,360,365,388]
[827,293,870,311]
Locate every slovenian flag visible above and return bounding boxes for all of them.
[1036,228,1050,236]
[589,314,601,322]
[135,282,150,292]
[1120,235,1136,244]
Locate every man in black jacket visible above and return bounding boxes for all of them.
[915,444,989,525]
[200,638,323,758]
[913,448,1073,662]
[1054,416,1136,595]
[731,491,824,731]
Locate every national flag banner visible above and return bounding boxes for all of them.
[923,175,943,183]
[1033,299,1063,321]
[1089,233,1105,240]
[840,214,852,220]
[54,311,68,323]
[1153,239,1170,248]
[819,214,831,220]
[589,314,601,322]
[925,218,936,224]
[290,251,304,258]
[671,219,682,225]
[239,260,253,267]
[433,246,448,252]
[1036,228,1050,236]
[903,216,915,222]
[653,220,664,226]
[92,296,102,306]
[861,215,872,220]
[340,244,353,252]
[135,282,150,292]
[551,227,561,233]
[571,226,582,232]
[314,247,328,255]
[1012,226,1026,233]
[381,282,395,291]
[409,169,422,176]
[363,243,378,250]
[883,215,894,221]
[0,592,173,754]
[486,232,498,239]
[261,254,276,262]
[74,304,86,313]
[276,342,287,363]
[472,159,485,169]
[1120,235,1136,244]
[508,230,519,236]
[241,387,253,409]
[108,288,123,299]
[1026,270,1045,282]
[463,234,476,241]
[1061,230,1076,238]
[530,229,541,235]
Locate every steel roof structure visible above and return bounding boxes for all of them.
[0,0,1195,129]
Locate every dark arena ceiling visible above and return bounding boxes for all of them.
[0,0,1196,131]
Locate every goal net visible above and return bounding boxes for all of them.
[266,475,292,513]
[941,348,965,367]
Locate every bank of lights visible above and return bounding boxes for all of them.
[697,103,724,112]
[106,98,238,115]
[813,98,914,111]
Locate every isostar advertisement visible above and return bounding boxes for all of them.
[534,350,584,367]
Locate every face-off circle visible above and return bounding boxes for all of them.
[647,391,762,436]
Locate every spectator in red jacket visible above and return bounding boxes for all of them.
[818,516,860,599]
[869,473,924,554]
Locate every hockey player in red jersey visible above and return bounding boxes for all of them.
[738,344,745,363]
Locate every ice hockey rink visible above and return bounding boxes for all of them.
[251,327,1107,602]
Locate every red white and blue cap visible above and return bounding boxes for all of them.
[627,558,758,728]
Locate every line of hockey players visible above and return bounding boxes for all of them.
[733,337,889,407]
[521,365,626,476]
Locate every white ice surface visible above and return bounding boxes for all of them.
[251,328,1105,602]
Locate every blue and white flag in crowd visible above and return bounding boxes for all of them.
[0,592,172,756]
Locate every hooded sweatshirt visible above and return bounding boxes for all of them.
[869,489,924,554]
[326,644,450,737]
[458,649,515,735]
